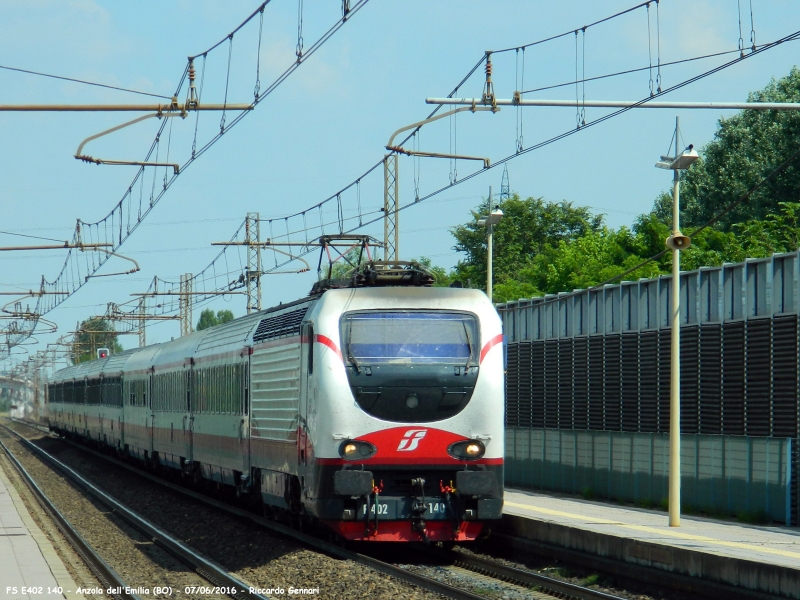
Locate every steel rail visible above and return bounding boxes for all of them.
[0,423,269,600]
[10,418,626,599]
[0,431,140,600]
[10,418,635,600]
[6,419,493,600]
[445,550,625,600]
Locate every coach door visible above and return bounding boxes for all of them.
[148,372,155,456]
[239,357,251,475]
[299,323,315,496]
[81,377,89,436]
[183,365,194,464]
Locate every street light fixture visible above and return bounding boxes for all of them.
[654,116,699,528]
[477,188,504,302]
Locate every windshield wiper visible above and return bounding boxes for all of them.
[346,323,361,374]
[462,321,472,375]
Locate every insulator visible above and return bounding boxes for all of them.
[485,61,492,77]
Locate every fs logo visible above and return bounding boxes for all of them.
[397,429,427,452]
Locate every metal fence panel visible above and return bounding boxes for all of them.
[505,428,792,524]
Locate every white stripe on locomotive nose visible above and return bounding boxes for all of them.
[396,429,427,451]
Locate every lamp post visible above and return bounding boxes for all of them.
[655,116,699,527]
[477,187,504,301]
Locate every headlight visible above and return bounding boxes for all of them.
[447,439,485,460]
[339,440,377,460]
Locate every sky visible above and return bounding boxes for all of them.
[1,0,799,371]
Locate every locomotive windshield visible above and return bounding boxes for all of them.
[342,311,480,422]
[342,311,477,365]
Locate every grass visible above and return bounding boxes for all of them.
[635,497,657,509]
[580,573,602,587]
[580,486,596,500]
[735,509,772,525]
[471,586,501,598]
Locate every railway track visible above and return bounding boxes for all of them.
[0,423,268,600]
[0,431,136,600]
[5,419,626,600]
[430,549,625,600]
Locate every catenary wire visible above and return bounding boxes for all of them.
[8,0,371,352]
[492,0,652,54]
[254,26,796,300]
[184,27,800,311]
[520,39,795,95]
[0,230,68,244]
[0,63,172,99]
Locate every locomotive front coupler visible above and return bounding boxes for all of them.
[410,477,429,542]
[440,480,461,534]
[363,481,383,535]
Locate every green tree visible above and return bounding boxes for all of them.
[323,248,367,280]
[654,68,800,230]
[196,309,235,331]
[450,194,603,293]
[412,257,452,287]
[72,318,123,364]
[448,71,800,303]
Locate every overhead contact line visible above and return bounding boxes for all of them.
[4,0,371,357]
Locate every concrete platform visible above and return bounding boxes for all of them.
[500,487,800,599]
[0,462,84,600]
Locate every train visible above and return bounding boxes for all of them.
[47,262,505,542]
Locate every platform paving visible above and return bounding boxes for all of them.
[0,461,84,600]
[503,487,800,598]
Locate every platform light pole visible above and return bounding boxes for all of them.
[655,117,699,527]
[477,187,503,302]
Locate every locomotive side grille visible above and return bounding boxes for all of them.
[253,307,308,342]
[250,343,302,441]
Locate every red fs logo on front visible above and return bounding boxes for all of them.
[355,426,474,464]
[396,429,427,451]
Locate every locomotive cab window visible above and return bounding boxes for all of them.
[341,311,479,423]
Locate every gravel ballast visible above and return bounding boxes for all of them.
[3,422,445,599]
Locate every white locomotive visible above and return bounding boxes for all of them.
[48,260,505,542]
